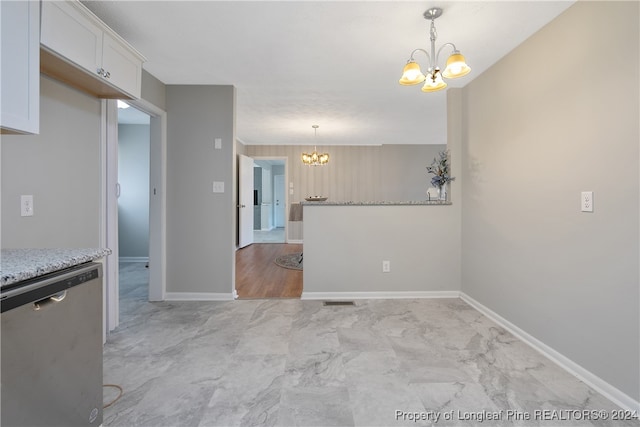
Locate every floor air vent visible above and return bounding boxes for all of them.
[323,301,355,306]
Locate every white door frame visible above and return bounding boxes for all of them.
[101,97,167,334]
[274,174,285,228]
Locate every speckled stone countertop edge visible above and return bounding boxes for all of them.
[300,200,452,206]
[1,248,112,287]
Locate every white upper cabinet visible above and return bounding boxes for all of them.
[1,0,40,134]
[41,0,145,99]
[101,32,143,99]
[41,1,103,75]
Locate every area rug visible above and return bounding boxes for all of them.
[274,252,303,270]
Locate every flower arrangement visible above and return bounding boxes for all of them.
[427,150,455,188]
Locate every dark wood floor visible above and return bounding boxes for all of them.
[235,243,303,299]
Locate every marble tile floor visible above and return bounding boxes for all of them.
[104,263,638,427]
[254,228,286,244]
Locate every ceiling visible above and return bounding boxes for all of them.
[83,1,574,146]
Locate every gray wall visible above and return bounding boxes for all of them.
[166,85,235,295]
[141,69,166,111]
[460,1,639,400]
[118,124,150,258]
[302,108,463,296]
[1,76,101,248]
[304,204,461,294]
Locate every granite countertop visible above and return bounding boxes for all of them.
[1,248,112,287]
[300,200,451,206]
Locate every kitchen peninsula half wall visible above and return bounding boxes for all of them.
[302,202,460,299]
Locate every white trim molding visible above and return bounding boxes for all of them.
[301,291,460,300]
[287,239,303,244]
[164,292,234,301]
[119,257,149,263]
[460,292,640,413]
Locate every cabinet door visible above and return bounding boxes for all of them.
[0,0,39,134]
[41,1,103,77]
[102,33,142,99]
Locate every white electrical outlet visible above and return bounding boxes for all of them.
[581,191,593,212]
[382,260,391,273]
[213,181,225,193]
[21,195,34,217]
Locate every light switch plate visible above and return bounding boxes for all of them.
[214,138,222,149]
[213,181,225,193]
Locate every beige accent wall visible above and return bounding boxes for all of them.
[245,144,446,240]
[460,1,639,401]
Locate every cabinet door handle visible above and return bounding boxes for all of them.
[96,68,110,79]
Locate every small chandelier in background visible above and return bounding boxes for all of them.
[301,125,329,166]
[399,7,471,93]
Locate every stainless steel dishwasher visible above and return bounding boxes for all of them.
[1,262,103,427]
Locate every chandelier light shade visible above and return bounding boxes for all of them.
[302,125,329,166]
[399,7,471,93]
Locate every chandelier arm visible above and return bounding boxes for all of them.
[435,42,457,66]
[408,48,431,63]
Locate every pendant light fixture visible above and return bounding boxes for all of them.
[399,7,471,93]
[301,125,329,166]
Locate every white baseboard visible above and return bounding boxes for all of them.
[301,291,460,300]
[287,239,303,244]
[164,292,234,301]
[460,292,640,413]
[119,257,149,263]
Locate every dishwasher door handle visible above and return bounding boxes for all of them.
[33,291,67,311]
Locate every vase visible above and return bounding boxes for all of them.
[438,184,447,201]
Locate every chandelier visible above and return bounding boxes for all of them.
[399,7,471,93]
[301,125,329,166]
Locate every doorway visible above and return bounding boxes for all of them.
[117,101,151,307]
[103,98,167,335]
[253,159,286,244]
[235,155,302,299]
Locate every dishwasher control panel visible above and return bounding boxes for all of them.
[1,263,101,313]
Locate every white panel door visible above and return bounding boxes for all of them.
[274,175,285,228]
[238,154,254,248]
